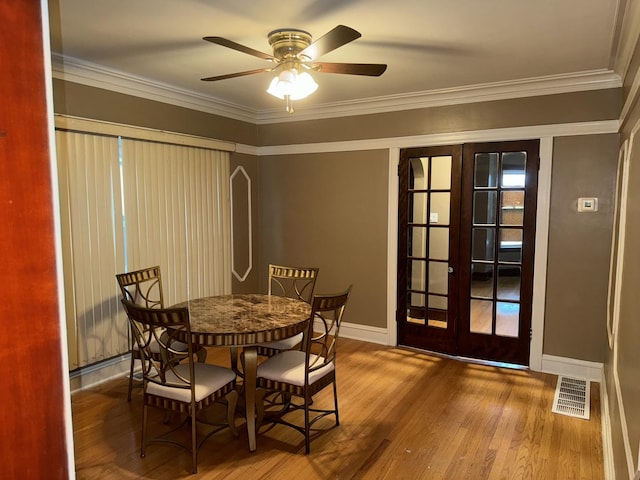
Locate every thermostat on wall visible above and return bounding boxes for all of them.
[577,197,598,212]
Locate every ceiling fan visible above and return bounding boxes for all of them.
[201,25,387,113]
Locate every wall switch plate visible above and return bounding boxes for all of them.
[430,212,438,223]
[577,197,598,212]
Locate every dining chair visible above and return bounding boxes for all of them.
[258,264,320,357]
[230,264,319,377]
[116,266,206,401]
[255,286,352,453]
[121,299,238,474]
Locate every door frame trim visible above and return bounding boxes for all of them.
[530,137,553,370]
[387,130,556,371]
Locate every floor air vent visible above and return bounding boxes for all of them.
[552,376,590,420]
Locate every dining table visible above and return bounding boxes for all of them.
[171,293,311,452]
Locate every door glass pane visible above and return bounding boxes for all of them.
[407,292,425,324]
[473,191,497,225]
[409,226,427,257]
[501,152,526,187]
[408,259,427,292]
[497,266,521,301]
[410,192,428,223]
[428,295,448,328]
[430,192,450,225]
[429,227,449,260]
[431,156,452,190]
[428,262,448,295]
[496,302,519,337]
[474,153,499,188]
[500,191,524,226]
[428,294,447,310]
[498,229,522,262]
[470,299,492,334]
[472,227,495,261]
[409,157,429,189]
[471,263,494,299]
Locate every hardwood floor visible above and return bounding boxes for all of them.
[72,338,603,479]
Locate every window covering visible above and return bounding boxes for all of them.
[56,129,231,369]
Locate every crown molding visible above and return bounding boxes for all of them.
[257,70,622,124]
[52,54,621,126]
[51,53,259,124]
[612,0,640,81]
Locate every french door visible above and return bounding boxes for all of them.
[397,140,539,366]
[397,145,462,354]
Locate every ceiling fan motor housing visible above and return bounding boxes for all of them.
[268,29,313,61]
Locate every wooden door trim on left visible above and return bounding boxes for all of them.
[0,1,70,477]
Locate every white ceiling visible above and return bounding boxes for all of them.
[48,0,622,120]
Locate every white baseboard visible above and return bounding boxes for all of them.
[601,371,616,480]
[69,355,131,394]
[333,321,390,345]
[540,354,603,382]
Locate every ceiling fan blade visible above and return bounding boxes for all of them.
[201,67,274,82]
[203,36,276,62]
[314,62,387,76]
[300,25,361,61]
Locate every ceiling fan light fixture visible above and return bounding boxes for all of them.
[266,69,318,101]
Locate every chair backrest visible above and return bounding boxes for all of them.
[304,286,352,373]
[116,266,164,309]
[121,299,194,389]
[268,264,319,303]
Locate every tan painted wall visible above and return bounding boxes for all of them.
[614,134,640,477]
[258,150,389,328]
[544,134,619,361]
[259,89,621,145]
[53,79,258,145]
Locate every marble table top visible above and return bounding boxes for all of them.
[172,294,311,347]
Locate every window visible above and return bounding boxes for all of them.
[56,128,231,369]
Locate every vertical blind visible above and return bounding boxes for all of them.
[121,139,231,305]
[56,131,126,369]
[57,130,231,370]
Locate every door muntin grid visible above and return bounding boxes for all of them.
[407,155,452,328]
[469,151,525,338]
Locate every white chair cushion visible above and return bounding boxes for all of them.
[260,332,303,351]
[257,350,334,387]
[146,363,236,403]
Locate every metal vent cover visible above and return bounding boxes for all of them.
[552,376,590,420]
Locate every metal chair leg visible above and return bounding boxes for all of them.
[127,353,135,401]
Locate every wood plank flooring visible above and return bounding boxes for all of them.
[71,338,603,479]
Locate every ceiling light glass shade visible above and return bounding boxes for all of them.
[266,69,318,100]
